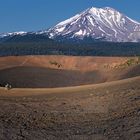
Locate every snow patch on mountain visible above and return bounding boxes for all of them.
[0,31,27,38]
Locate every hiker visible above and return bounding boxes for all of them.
[5,83,12,90]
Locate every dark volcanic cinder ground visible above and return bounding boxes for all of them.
[0,66,108,88]
[0,56,140,140]
[0,76,140,140]
[0,58,140,88]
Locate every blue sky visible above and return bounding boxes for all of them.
[0,0,140,33]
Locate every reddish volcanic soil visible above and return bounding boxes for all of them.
[0,55,140,140]
[0,55,135,71]
[0,55,139,88]
[0,76,140,140]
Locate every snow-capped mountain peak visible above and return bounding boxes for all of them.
[1,7,140,42]
[0,31,27,38]
[46,7,140,42]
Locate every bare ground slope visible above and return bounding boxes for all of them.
[0,55,140,139]
[0,55,140,88]
[0,76,139,140]
[0,64,139,88]
[0,55,134,71]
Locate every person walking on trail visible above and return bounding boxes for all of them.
[5,83,12,90]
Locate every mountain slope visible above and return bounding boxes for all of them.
[47,7,140,42]
[0,31,27,39]
[0,7,140,43]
